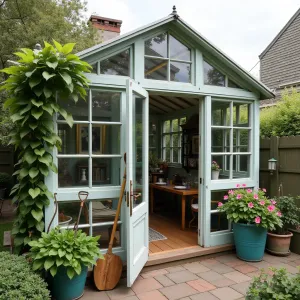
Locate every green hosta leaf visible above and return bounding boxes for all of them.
[29,77,42,88]
[56,257,63,266]
[32,108,43,120]
[49,249,58,256]
[62,43,76,55]
[31,209,43,222]
[24,236,31,245]
[66,253,72,261]
[24,151,37,164]
[34,148,45,156]
[44,257,55,270]
[29,167,39,178]
[50,265,58,277]
[32,260,43,271]
[42,71,56,81]
[59,72,72,85]
[46,61,58,69]
[67,267,75,279]
[29,188,41,199]
[74,263,82,275]
[58,249,66,258]
[31,99,44,107]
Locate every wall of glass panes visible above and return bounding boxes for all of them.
[211,100,251,180]
[144,32,192,83]
[162,117,186,163]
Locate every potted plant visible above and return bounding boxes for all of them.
[58,212,73,226]
[266,195,300,256]
[211,161,221,180]
[218,185,282,261]
[246,268,300,299]
[290,225,300,255]
[149,153,159,172]
[29,228,104,300]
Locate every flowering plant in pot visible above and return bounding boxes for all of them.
[266,196,300,256]
[29,228,104,300]
[217,185,282,261]
[211,161,221,180]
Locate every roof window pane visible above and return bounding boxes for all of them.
[145,33,168,58]
[170,61,191,83]
[204,61,225,86]
[145,57,168,80]
[169,35,191,61]
[228,79,242,89]
[100,49,130,76]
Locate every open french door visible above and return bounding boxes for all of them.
[126,79,149,287]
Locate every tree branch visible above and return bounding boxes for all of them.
[0,0,6,8]
[15,0,28,33]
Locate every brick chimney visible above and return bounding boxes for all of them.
[89,15,122,42]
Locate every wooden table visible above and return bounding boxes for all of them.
[149,183,198,230]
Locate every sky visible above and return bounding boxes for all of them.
[86,0,300,78]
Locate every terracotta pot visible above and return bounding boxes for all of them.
[266,231,293,256]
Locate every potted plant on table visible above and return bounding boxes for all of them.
[29,228,104,300]
[218,185,282,261]
[266,196,300,256]
[211,161,221,180]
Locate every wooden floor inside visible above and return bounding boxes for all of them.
[149,214,198,255]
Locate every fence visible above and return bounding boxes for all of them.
[0,146,14,176]
[260,136,300,206]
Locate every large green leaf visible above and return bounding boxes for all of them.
[32,260,43,271]
[29,77,42,88]
[31,108,43,120]
[29,167,39,178]
[46,61,58,69]
[31,209,43,222]
[29,187,41,199]
[59,72,72,85]
[34,148,45,156]
[43,86,52,98]
[11,113,24,123]
[20,128,31,139]
[67,267,75,279]
[42,71,56,81]
[19,168,29,179]
[31,99,44,107]
[39,164,49,176]
[42,103,54,115]
[24,151,37,164]
[44,257,55,270]
[62,43,76,55]
[50,265,58,277]
[30,141,42,149]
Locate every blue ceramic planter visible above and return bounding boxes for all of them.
[233,223,267,262]
[49,266,88,300]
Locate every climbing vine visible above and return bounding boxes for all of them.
[0,41,91,253]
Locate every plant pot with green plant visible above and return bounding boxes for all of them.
[29,228,104,300]
[266,195,300,256]
[289,225,300,255]
[218,185,282,261]
[211,161,221,180]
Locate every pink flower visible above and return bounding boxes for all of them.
[247,189,252,193]
[253,194,259,200]
[223,195,228,200]
[267,205,275,212]
[259,200,265,206]
[236,184,241,188]
[242,184,247,187]
[228,190,234,195]
[271,200,277,205]
[255,216,261,224]
[236,194,242,199]
[277,211,282,217]
[262,188,267,193]
[218,202,223,207]
[248,202,254,208]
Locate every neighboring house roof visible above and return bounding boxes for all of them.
[259,8,300,59]
[78,11,274,100]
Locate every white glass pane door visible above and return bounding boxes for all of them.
[126,79,149,287]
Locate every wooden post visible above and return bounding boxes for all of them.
[269,136,279,198]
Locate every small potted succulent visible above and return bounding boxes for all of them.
[218,185,282,261]
[211,161,221,180]
[29,228,104,300]
[266,196,300,256]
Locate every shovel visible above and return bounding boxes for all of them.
[93,154,126,290]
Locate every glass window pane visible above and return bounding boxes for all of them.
[145,33,168,58]
[233,103,250,127]
[92,199,120,224]
[92,125,120,155]
[145,57,168,80]
[163,120,170,133]
[170,61,191,83]
[212,128,231,153]
[211,190,228,210]
[57,96,88,121]
[91,63,98,74]
[228,79,241,89]
[169,35,191,61]
[211,155,230,180]
[180,117,186,126]
[58,201,87,227]
[92,158,121,186]
[211,212,229,232]
[58,124,77,154]
[164,135,170,147]
[233,129,250,152]
[93,224,121,249]
[172,119,179,132]
[212,101,230,126]
[165,148,170,161]
[204,61,225,86]
[100,49,130,76]
[92,91,121,122]
[58,158,89,188]
[173,148,179,163]
[172,134,179,147]
[233,155,250,178]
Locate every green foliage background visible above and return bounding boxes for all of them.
[260,89,300,137]
[1,41,90,252]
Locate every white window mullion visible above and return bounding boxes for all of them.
[88,89,92,188]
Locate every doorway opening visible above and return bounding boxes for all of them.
[148,92,203,256]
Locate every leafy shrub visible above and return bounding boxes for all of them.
[246,268,300,299]
[29,228,104,279]
[260,89,300,137]
[0,251,50,300]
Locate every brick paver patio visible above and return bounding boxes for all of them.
[82,252,300,300]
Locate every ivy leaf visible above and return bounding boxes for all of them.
[34,148,45,156]
[31,208,43,222]
[29,188,41,199]
[49,162,58,173]
[29,167,39,178]
[30,141,42,149]
[46,61,58,69]
[11,113,24,123]
[42,71,56,81]
[29,77,42,88]
[20,128,31,139]
[36,221,45,232]
[24,151,37,164]
[31,108,43,120]
[39,164,49,177]
[59,72,72,85]
[31,99,44,107]
[19,168,29,179]
[43,86,52,98]
[42,103,53,115]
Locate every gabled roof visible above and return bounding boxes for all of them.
[259,8,300,59]
[78,11,274,99]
